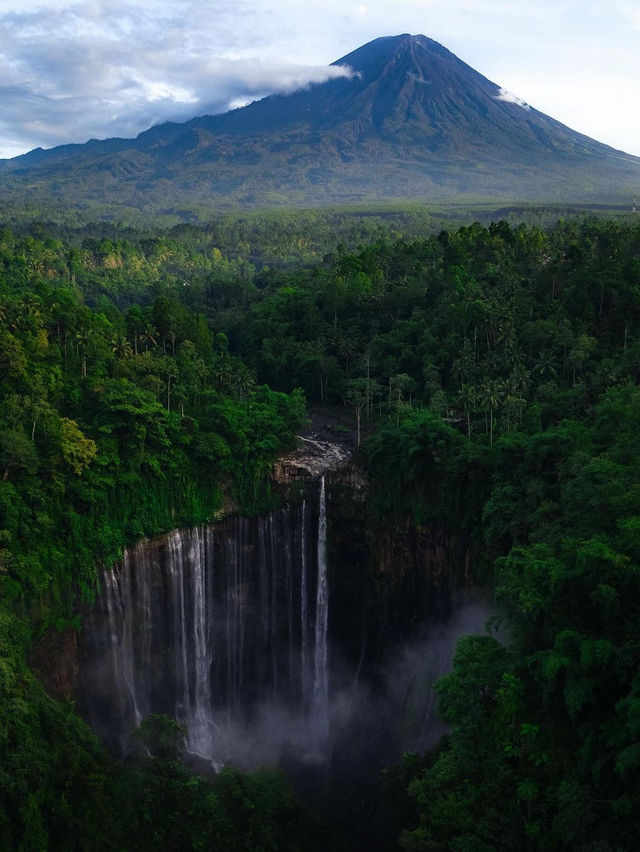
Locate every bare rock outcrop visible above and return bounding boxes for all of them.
[273,435,352,483]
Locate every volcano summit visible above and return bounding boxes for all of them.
[2,34,638,217]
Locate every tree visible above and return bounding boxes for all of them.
[110,334,133,361]
[478,378,504,445]
[132,713,186,761]
[344,378,369,447]
[0,428,37,481]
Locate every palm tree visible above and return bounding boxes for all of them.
[457,383,477,440]
[533,349,557,381]
[110,334,133,360]
[75,329,91,379]
[21,294,42,318]
[478,378,504,445]
[140,323,159,352]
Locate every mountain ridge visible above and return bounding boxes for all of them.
[1,34,639,219]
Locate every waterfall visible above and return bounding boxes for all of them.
[79,473,486,817]
[104,569,140,731]
[300,500,310,708]
[185,529,213,757]
[170,531,190,728]
[312,476,329,745]
[92,493,331,766]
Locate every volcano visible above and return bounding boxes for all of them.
[2,34,639,217]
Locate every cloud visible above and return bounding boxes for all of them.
[0,1,354,157]
[609,0,640,32]
[495,87,531,110]
[1,0,640,158]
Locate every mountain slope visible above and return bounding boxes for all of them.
[1,34,639,219]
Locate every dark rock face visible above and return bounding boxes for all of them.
[75,463,485,763]
[78,500,328,763]
[326,476,476,679]
[29,626,80,701]
[42,461,488,850]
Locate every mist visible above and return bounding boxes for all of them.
[177,599,494,778]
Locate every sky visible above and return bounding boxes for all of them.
[1,0,639,160]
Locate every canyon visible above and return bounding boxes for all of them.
[57,439,490,843]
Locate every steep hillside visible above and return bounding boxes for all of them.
[1,34,639,219]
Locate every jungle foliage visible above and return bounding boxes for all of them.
[2,213,640,849]
[0,223,309,849]
[229,214,640,849]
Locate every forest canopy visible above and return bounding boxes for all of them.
[2,213,640,849]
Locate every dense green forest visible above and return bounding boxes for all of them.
[0,223,313,849]
[2,213,640,849]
